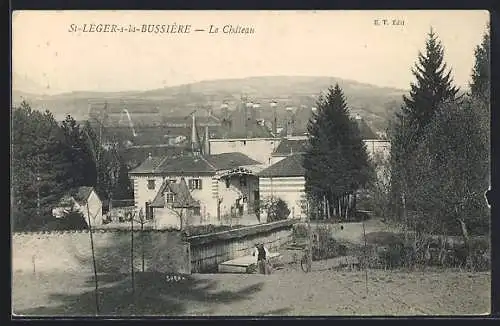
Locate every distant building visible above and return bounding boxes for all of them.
[209,138,279,167]
[52,186,103,226]
[269,138,309,165]
[257,154,307,220]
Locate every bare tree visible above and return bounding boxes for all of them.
[133,208,147,272]
[129,210,136,294]
[85,203,100,315]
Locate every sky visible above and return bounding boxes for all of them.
[12,10,489,94]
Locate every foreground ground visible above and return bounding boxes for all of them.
[13,264,490,316]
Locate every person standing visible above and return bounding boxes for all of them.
[253,243,269,274]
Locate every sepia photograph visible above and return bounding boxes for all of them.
[11,10,491,316]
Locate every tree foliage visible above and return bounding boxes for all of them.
[12,102,72,230]
[12,102,131,231]
[408,99,490,235]
[303,84,373,220]
[470,24,490,101]
[388,26,490,240]
[401,27,459,141]
[261,197,290,222]
[389,28,461,222]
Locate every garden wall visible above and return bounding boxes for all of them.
[12,229,190,275]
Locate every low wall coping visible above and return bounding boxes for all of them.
[187,219,298,246]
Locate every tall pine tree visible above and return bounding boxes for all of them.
[304,84,373,220]
[401,27,459,142]
[390,28,460,222]
[470,24,490,100]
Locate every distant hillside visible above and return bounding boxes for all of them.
[12,75,407,131]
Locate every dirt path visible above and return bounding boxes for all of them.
[13,269,490,316]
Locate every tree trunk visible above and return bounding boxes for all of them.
[323,195,327,219]
[130,213,135,294]
[401,191,408,242]
[326,198,331,219]
[345,194,350,221]
[457,215,471,269]
[141,220,145,273]
[338,197,341,221]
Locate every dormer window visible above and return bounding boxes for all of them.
[165,192,175,203]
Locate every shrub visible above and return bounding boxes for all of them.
[293,223,309,240]
[261,197,290,222]
[56,211,89,230]
[311,225,348,260]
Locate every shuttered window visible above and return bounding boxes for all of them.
[189,178,202,190]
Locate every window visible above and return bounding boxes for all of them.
[165,192,175,203]
[240,176,247,187]
[225,178,230,189]
[147,179,156,190]
[189,178,202,190]
[193,207,201,216]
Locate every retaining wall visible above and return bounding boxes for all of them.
[187,219,297,272]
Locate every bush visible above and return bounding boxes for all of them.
[261,197,290,222]
[293,223,309,240]
[365,231,405,246]
[312,225,348,260]
[55,211,89,231]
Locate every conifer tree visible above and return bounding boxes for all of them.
[390,28,460,222]
[304,84,373,220]
[470,24,490,100]
[12,102,72,230]
[400,27,459,142]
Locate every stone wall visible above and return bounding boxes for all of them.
[13,220,296,275]
[12,229,190,275]
[187,219,296,272]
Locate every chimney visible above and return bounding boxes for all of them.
[204,125,210,155]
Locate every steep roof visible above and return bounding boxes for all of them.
[150,178,200,208]
[129,155,166,174]
[121,145,189,169]
[272,138,310,156]
[57,186,98,206]
[130,152,262,175]
[154,155,216,174]
[258,154,306,178]
[204,152,261,170]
